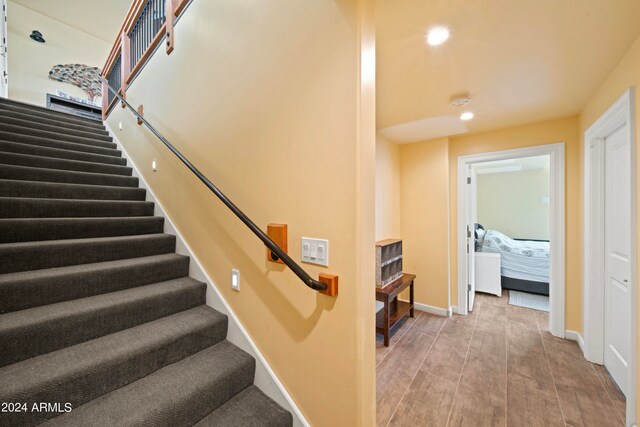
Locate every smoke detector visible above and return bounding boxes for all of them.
[451,94,470,108]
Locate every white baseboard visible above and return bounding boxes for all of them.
[450,306,459,315]
[399,300,452,317]
[106,124,308,427]
[565,330,586,355]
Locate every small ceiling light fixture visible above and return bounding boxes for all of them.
[30,30,45,43]
[426,26,450,46]
[460,112,475,121]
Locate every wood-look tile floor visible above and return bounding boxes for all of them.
[376,292,627,427]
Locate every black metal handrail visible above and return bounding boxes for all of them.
[102,80,327,292]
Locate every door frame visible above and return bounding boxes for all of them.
[583,87,636,424]
[456,143,566,338]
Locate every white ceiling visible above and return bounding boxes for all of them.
[378,115,468,144]
[11,0,131,43]
[376,0,640,141]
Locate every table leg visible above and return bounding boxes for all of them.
[384,299,390,347]
[410,280,415,318]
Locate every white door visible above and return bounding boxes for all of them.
[0,0,7,98]
[466,167,478,311]
[604,125,631,396]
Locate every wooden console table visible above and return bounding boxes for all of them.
[376,273,415,346]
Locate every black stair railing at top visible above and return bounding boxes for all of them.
[106,54,122,107]
[101,80,328,292]
[129,0,167,70]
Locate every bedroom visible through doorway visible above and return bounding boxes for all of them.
[457,143,565,338]
[473,155,551,312]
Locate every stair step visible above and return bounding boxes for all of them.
[0,122,113,145]
[0,306,229,427]
[0,108,106,133]
[0,180,146,201]
[0,197,153,219]
[3,275,207,364]
[0,134,120,157]
[195,386,293,427]
[39,340,253,427]
[0,165,138,187]
[0,99,103,128]
[0,233,174,273]
[0,151,131,176]
[0,129,117,151]
[0,140,127,166]
[0,114,110,138]
[0,216,164,244]
[0,278,206,367]
[0,253,188,313]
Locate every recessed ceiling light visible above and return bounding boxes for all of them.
[460,112,474,121]
[427,26,450,46]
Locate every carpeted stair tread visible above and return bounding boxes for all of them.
[0,197,153,219]
[0,306,228,427]
[0,99,103,128]
[0,99,292,426]
[0,140,127,166]
[0,233,175,273]
[0,216,164,243]
[0,277,207,367]
[39,340,254,427]
[0,129,117,151]
[0,165,137,187]
[0,114,110,138]
[0,253,188,313]
[0,151,132,175]
[0,179,146,201]
[0,134,121,157]
[0,108,106,133]
[195,386,293,427]
[0,122,113,144]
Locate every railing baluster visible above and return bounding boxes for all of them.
[109,0,175,89]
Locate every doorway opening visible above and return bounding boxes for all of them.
[584,88,636,424]
[457,143,565,337]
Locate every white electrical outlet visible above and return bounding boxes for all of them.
[231,269,240,291]
[118,121,123,130]
[301,237,329,266]
[152,160,157,171]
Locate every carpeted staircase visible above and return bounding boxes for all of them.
[0,98,293,427]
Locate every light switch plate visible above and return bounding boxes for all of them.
[301,237,329,266]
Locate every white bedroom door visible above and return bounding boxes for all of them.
[603,124,631,396]
[0,0,7,98]
[466,167,478,311]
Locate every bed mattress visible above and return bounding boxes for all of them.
[480,230,550,283]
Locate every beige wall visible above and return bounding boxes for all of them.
[477,167,550,240]
[7,1,109,106]
[579,34,640,423]
[375,134,401,241]
[399,137,450,309]
[105,1,375,425]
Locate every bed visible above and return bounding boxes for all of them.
[476,226,550,296]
